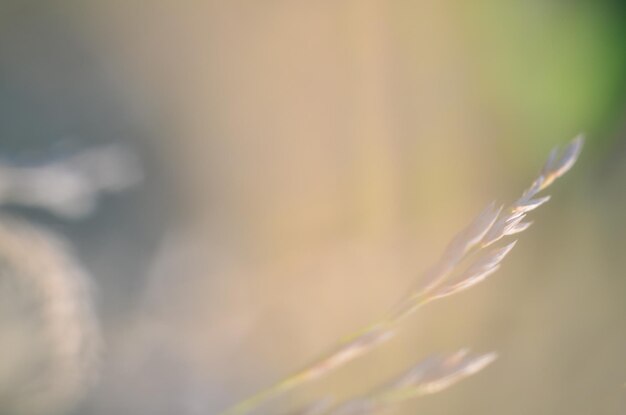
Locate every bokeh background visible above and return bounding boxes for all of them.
[0,1,625,414]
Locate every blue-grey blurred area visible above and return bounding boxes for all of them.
[0,0,175,310]
[0,2,175,414]
[0,1,625,415]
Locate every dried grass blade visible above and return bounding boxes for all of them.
[218,135,583,415]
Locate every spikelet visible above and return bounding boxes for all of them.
[219,135,584,415]
[393,134,584,317]
[324,351,497,415]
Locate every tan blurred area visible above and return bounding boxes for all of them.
[1,1,626,414]
[75,1,501,411]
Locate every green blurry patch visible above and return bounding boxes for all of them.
[463,0,626,151]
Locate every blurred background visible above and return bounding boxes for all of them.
[0,1,625,414]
